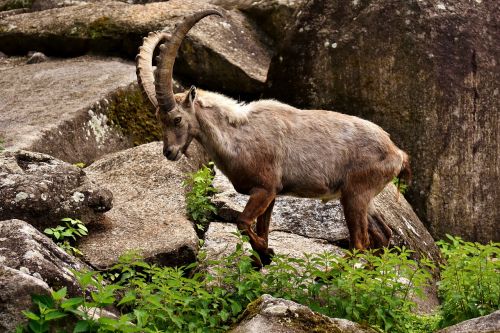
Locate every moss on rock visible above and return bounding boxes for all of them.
[106,84,162,146]
[231,295,376,332]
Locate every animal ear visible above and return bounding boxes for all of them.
[184,85,197,107]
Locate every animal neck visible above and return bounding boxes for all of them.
[192,91,248,164]
[194,104,234,164]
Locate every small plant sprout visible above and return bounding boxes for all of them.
[44,218,88,256]
[392,176,409,194]
[19,238,440,333]
[183,162,218,231]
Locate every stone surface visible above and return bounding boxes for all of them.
[229,294,377,333]
[202,221,344,263]
[0,264,51,332]
[0,150,112,228]
[26,50,47,63]
[0,0,272,96]
[212,169,441,263]
[266,0,499,242]
[78,141,208,270]
[210,0,306,42]
[31,0,87,11]
[0,56,140,164]
[438,310,500,333]
[0,219,89,295]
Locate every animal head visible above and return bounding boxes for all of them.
[136,10,222,161]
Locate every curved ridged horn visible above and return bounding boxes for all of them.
[136,31,170,109]
[155,9,223,112]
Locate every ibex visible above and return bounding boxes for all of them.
[136,10,411,267]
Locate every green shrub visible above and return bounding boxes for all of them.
[0,137,4,152]
[44,218,88,256]
[437,235,500,328]
[19,235,437,333]
[183,162,218,231]
[261,248,435,332]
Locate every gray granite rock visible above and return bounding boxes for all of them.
[438,310,500,333]
[0,264,51,333]
[0,0,272,95]
[78,141,208,269]
[266,0,500,243]
[202,221,344,264]
[0,219,88,295]
[0,150,112,228]
[0,56,138,164]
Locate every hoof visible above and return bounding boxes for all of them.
[260,247,275,266]
[250,255,263,270]
[251,248,275,269]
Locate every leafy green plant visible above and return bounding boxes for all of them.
[17,287,82,333]
[44,218,88,256]
[0,137,5,152]
[183,162,218,231]
[261,248,435,332]
[392,177,408,194]
[20,233,438,333]
[437,235,499,328]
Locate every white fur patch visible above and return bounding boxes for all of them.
[199,91,249,126]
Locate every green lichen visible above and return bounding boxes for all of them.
[66,16,123,39]
[237,297,264,321]
[280,307,344,333]
[106,86,161,146]
[88,16,115,39]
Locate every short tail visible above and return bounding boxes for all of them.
[397,152,411,193]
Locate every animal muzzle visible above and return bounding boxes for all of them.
[163,146,181,161]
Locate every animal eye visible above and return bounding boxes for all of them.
[174,117,182,126]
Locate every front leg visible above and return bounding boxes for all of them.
[236,188,276,268]
[256,198,276,265]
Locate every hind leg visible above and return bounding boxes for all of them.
[340,193,371,250]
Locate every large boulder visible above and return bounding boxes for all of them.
[229,294,377,333]
[0,219,88,295]
[0,219,90,332]
[212,169,441,263]
[0,55,144,164]
[77,141,208,269]
[437,310,500,333]
[210,0,306,42]
[0,150,112,228]
[0,265,51,332]
[266,0,499,242]
[0,0,272,96]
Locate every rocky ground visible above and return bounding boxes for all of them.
[0,0,497,332]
